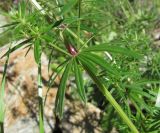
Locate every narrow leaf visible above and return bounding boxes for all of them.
[55,61,72,118]
[0,46,10,125]
[52,19,64,28]
[80,61,139,133]
[44,59,69,105]
[25,45,32,57]
[82,44,142,58]
[77,55,97,73]
[79,53,120,77]
[1,38,32,59]
[48,58,70,88]
[73,59,86,103]
[0,22,19,28]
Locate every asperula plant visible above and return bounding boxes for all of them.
[1,0,159,133]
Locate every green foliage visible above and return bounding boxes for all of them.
[55,60,72,118]
[0,0,160,132]
[0,46,10,133]
[73,58,87,103]
[60,0,78,15]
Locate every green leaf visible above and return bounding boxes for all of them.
[73,59,86,103]
[0,46,10,125]
[77,55,97,73]
[55,60,72,119]
[52,19,64,28]
[42,35,54,42]
[48,58,70,88]
[0,22,19,28]
[18,0,27,18]
[82,44,142,59]
[80,61,139,133]
[60,0,78,15]
[79,53,120,77]
[132,80,160,86]
[24,44,32,57]
[34,39,41,64]
[1,38,32,59]
[44,59,70,105]
[130,93,151,112]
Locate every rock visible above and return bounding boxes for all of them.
[0,42,102,133]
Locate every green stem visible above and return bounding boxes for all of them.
[83,64,139,133]
[29,0,85,49]
[78,35,94,51]
[0,47,11,133]
[0,122,4,133]
[38,62,44,133]
[66,28,84,45]
[77,0,81,48]
[49,43,71,57]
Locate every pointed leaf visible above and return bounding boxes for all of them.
[55,61,72,118]
[42,35,54,42]
[0,47,10,122]
[52,19,64,28]
[79,53,120,77]
[0,22,19,28]
[77,55,97,73]
[44,59,69,105]
[1,38,32,59]
[80,60,139,133]
[73,59,86,103]
[132,80,160,86]
[24,44,32,57]
[82,44,142,58]
[48,58,70,88]
[18,0,27,18]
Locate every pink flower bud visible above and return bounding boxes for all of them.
[66,44,78,56]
